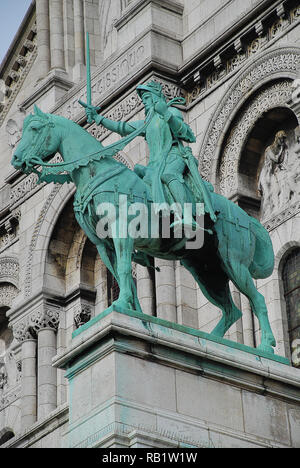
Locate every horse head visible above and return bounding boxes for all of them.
[12,106,61,173]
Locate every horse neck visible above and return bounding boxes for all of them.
[57,118,103,163]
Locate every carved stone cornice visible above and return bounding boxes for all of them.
[182,0,300,104]
[0,14,37,128]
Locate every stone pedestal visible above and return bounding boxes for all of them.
[54,308,300,448]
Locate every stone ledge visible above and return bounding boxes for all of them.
[53,308,300,404]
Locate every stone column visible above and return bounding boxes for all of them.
[37,328,57,419]
[30,306,60,420]
[240,294,255,348]
[21,338,37,429]
[155,259,176,322]
[137,264,155,316]
[13,321,37,430]
[49,0,66,71]
[73,0,85,81]
[36,0,51,79]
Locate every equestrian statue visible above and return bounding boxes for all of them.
[11,38,276,354]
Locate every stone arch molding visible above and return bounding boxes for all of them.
[199,46,300,189]
[0,256,19,308]
[219,80,293,196]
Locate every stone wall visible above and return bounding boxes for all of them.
[0,0,299,448]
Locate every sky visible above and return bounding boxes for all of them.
[0,0,33,65]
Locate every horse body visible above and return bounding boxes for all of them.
[12,108,276,353]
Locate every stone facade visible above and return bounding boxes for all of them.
[0,0,299,448]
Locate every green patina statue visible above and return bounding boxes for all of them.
[11,38,277,354]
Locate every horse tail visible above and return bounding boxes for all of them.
[249,218,274,279]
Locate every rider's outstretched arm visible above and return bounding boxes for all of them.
[86,107,144,136]
[95,115,144,137]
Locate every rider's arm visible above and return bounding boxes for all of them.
[95,115,144,137]
[165,107,196,143]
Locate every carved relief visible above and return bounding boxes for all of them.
[0,284,18,308]
[0,257,19,287]
[74,304,92,329]
[259,130,300,220]
[199,49,300,185]
[219,80,293,196]
[13,306,61,342]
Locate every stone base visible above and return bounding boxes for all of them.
[53,308,300,448]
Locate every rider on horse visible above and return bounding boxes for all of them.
[85,80,216,226]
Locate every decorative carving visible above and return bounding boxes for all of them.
[30,306,60,334]
[219,80,293,196]
[199,50,299,183]
[0,365,8,390]
[185,4,300,106]
[0,28,37,127]
[0,257,19,287]
[6,119,22,149]
[74,304,92,329]
[13,305,60,342]
[259,130,300,220]
[0,284,18,308]
[12,319,34,342]
[0,210,21,253]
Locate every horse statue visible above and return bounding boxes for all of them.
[12,103,276,354]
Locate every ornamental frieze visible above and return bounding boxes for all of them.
[184,2,300,106]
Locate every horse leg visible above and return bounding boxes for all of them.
[225,263,276,353]
[181,260,242,338]
[112,236,135,311]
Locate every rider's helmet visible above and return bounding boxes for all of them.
[136,81,166,103]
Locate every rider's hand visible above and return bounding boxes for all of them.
[86,107,98,124]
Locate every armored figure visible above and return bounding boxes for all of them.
[86,81,216,225]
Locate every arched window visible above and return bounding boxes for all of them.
[282,249,300,366]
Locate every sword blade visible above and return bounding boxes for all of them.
[86,32,92,106]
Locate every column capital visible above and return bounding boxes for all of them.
[12,304,61,341]
[30,305,61,335]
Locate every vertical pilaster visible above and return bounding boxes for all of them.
[36,0,51,79]
[73,0,85,81]
[49,0,66,71]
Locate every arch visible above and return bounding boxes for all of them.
[0,427,14,446]
[199,46,300,186]
[25,183,76,297]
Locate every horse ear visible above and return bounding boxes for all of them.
[34,105,45,118]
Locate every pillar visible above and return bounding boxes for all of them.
[36,0,51,79]
[30,305,60,420]
[155,259,176,322]
[21,338,37,430]
[49,0,66,71]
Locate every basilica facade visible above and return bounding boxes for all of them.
[0,0,299,448]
